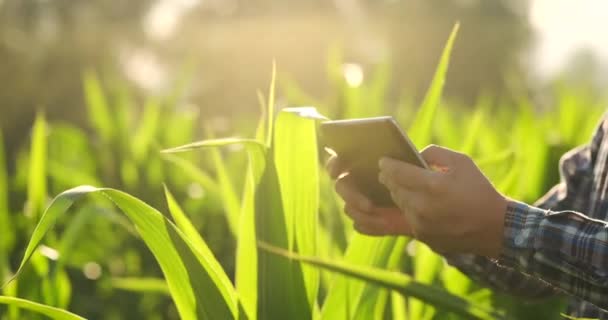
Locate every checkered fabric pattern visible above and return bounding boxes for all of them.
[448,113,608,318]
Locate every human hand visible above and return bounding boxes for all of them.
[326,154,413,236]
[378,145,508,258]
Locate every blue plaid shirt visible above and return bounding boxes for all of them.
[449,114,608,318]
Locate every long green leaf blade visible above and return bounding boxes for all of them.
[260,243,501,320]
[205,129,242,236]
[4,186,238,320]
[0,296,85,320]
[0,129,12,283]
[163,184,238,312]
[27,113,47,220]
[273,108,320,312]
[266,62,277,147]
[254,153,310,320]
[409,22,460,146]
[163,138,267,319]
[110,277,170,295]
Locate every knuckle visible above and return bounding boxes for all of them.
[424,144,440,153]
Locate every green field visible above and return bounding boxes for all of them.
[0,24,605,320]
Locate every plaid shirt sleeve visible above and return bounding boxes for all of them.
[447,115,608,305]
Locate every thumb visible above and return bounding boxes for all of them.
[420,145,459,172]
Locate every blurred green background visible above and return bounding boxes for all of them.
[1,0,608,319]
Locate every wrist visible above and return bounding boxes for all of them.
[484,194,509,258]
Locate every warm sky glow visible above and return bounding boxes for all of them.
[530,0,608,79]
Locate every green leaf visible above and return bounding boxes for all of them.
[205,128,242,236]
[273,109,321,312]
[163,184,237,311]
[266,62,277,147]
[255,90,267,142]
[254,150,310,320]
[110,277,170,295]
[163,138,266,319]
[0,296,85,320]
[260,242,501,320]
[132,98,162,162]
[4,186,239,320]
[82,70,113,143]
[236,145,266,319]
[320,235,404,319]
[0,129,13,282]
[27,112,48,220]
[162,138,263,154]
[161,153,221,200]
[409,22,460,146]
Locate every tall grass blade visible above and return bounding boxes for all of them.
[4,186,239,320]
[0,296,85,320]
[260,242,501,319]
[273,109,320,311]
[27,113,47,220]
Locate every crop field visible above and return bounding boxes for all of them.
[0,24,605,320]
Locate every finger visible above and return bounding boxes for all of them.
[335,175,372,212]
[326,154,348,179]
[378,157,440,191]
[345,205,412,236]
[420,144,460,170]
[387,186,421,216]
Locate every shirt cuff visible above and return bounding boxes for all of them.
[499,199,548,268]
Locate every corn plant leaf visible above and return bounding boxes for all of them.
[260,242,502,320]
[110,277,170,295]
[3,186,239,320]
[273,108,320,311]
[161,153,221,202]
[255,90,267,142]
[27,113,48,220]
[0,129,12,282]
[205,128,242,236]
[321,235,402,319]
[254,148,310,319]
[162,183,238,312]
[236,144,266,319]
[0,296,85,320]
[266,62,277,147]
[163,138,266,319]
[408,22,460,147]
